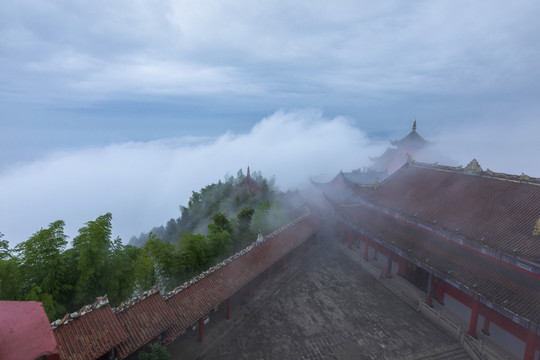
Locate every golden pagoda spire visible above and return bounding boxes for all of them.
[412,119,417,132]
[247,166,250,177]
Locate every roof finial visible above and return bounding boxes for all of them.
[412,119,417,132]
[247,166,250,177]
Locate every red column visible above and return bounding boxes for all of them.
[249,281,253,300]
[524,327,538,360]
[397,257,406,276]
[347,228,352,249]
[386,252,393,278]
[199,317,204,343]
[435,278,445,304]
[226,298,231,320]
[468,298,480,338]
[363,237,369,261]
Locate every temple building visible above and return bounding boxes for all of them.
[323,158,540,360]
[236,166,261,195]
[322,120,430,187]
[370,120,429,174]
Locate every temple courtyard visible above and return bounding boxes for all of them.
[167,234,468,359]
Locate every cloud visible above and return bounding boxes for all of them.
[0,110,384,247]
[2,0,540,104]
[425,115,540,178]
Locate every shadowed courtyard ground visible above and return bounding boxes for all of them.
[167,233,464,359]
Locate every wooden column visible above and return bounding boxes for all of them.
[435,278,445,304]
[385,252,393,278]
[199,317,204,343]
[363,237,369,261]
[468,297,480,338]
[524,327,538,360]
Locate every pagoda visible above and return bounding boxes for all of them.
[370,120,429,174]
[237,167,260,195]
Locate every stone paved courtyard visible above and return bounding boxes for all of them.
[167,235,462,359]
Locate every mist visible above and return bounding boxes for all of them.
[0,110,384,247]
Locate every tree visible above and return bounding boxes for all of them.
[137,343,171,360]
[106,238,140,305]
[73,213,113,305]
[180,234,211,274]
[14,221,70,320]
[135,233,180,291]
[235,207,255,246]
[251,200,271,234]
[0,233,22,301]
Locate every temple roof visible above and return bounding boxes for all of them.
[237,166,260,195]
[358,160,540,261]
[332,202,540,326]
[371,121,429,173]
[115,291,178,358]
[165,214,319,337]
[390,120,429,149]
[53,298,128,360]
[0,301,59,360]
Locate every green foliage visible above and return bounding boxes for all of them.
[180,234,212,274]
[73,213,113,305]
[106,238,140,306]
[0,232,10,260]
[137,343,171,360]
[251,200,271,234]
[0,257,22,300]
[14,221,72,319]
[135,233,181,291]
[0,169,292,323]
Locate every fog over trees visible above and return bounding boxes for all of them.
[0,170,294,321]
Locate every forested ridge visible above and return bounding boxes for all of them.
[0,169,294,321]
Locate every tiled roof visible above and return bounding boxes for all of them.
[53,302,127,360]
[359,162,540,261]
[166,215,319,333]
[335,203,540,326]
[115,292,178,359]
[0,301,59,360]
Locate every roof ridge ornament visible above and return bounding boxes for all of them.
[407,153,414,165]
[412,119,417,132]
[464,159,483,175]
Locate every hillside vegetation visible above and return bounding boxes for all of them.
[0,169,298,321]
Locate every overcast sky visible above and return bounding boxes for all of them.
[1,1,539,246]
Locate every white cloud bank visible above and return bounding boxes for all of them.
[0,110,385,246]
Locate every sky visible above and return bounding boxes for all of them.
[1,1,540,246]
